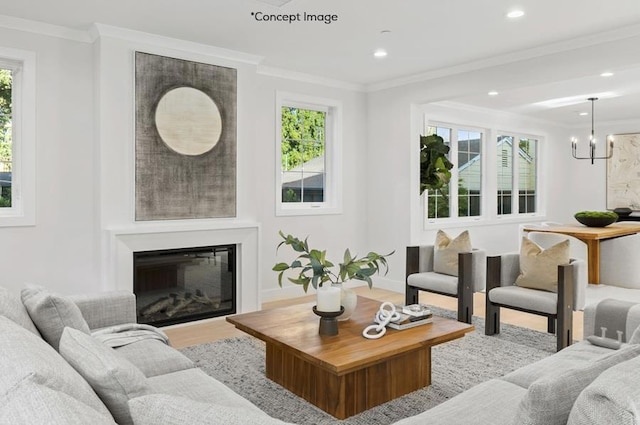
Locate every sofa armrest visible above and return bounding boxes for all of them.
[468,249,487,292]
[583,299,640,342]
[69,291,136,330]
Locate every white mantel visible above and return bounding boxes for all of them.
[106,221,261,313]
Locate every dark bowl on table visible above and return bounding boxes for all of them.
[574,212,618,227]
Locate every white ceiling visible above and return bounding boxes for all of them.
[2,0,640,127]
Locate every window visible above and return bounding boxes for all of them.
[425,124,483,221]
[275,92,342,216]
[496,134,538,216]
[0,48,35,227]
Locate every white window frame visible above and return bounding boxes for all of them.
[275,91,342,216]
[0,48,36,227]
[496,131,540,218]
[423,121,485,226]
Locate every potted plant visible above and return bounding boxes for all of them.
[272,231,394,320]
[420,134,453,196]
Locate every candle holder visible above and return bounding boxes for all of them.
[312,306,345,336]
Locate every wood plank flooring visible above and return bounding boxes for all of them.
[164,287,584,349]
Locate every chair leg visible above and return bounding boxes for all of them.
[406,286,419,306]
[547,317,556,334]
[557,264,574,351]
[485,256,502,335]
[458,252,473,324]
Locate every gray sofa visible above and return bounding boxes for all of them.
[395,298,640,425]
[3,285,640,425]
[0,285,293,425]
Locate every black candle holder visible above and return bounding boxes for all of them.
[312,306,345,336]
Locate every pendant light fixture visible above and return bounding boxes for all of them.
[571,97,614,164]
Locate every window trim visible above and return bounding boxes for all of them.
[0,47,36,227]
[423,121,485,226]
[275,91,342,216]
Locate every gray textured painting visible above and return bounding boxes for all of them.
[135,52,237,220]
[607,133,640,211]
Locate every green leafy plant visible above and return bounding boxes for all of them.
[420,134,453,195]
[272,231,394,293]
[574,211,618,219]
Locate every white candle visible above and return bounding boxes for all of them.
[316,285,341,312]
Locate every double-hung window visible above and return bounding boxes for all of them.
[275,92,342,216]
[497,134,538,216]
[0,48,35,227]
[424,123,483,222]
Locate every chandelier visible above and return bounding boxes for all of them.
[570,97,614,164]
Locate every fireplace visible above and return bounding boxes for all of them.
[133,244,236,326]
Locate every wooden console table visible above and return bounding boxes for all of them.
[523,223,640,284]
[226,296,473,419]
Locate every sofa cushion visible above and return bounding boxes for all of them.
[0,380,117,425]
[0,316,112,418]
[115,338,195,377]
[0,286,41,336]
[392,379,526,425]
[433,229,471,276]
[21,286,90,350]
[568,354,640,425]
[147,367,262,412]
[59,327,151,425]
[129,394,294,425]
[513,344,640,425]
[515,237,569,293]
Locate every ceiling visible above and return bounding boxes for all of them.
[2,0,640,127]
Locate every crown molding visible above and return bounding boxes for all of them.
[366,22,640,93]
[0,14,91,42]
[90,23,263,65]
[257,65,365,92]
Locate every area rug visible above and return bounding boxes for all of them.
[179,307,556,424]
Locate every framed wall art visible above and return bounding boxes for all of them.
[606,132,640,211]
[135,52,237,220]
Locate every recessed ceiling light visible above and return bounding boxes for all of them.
[579,112,589,116]
[507,10,525,18]
[488,91,499,96]
[601,72,614,77]
[373,49,388,58]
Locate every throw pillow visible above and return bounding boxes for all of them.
[21,285,91,350]
[433,230,472,276]
[129,394,295,425]
[513,344,640,425]
[0,316,112,417]
[59,327,152,425]
[0,286,41,336]
[0,380,117,425]
[515,237,570,292]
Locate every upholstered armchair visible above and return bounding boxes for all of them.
[485,238,588,351]
[405,231,486,324]
[600,232,640,289]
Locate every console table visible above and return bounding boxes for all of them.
[523,223,640,284]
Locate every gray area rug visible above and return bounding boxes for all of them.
[180,307,556,424]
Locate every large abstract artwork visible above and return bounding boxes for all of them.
[135,52,237,220]
[607,133,640,211]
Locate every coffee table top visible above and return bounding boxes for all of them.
[226,296,474,375]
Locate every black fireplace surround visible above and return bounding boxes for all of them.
[133,244,236,327]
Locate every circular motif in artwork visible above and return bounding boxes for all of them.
[154,87,222,156]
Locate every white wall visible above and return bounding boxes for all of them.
[0,28,97,294]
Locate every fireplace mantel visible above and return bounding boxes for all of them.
[106,221,260,314]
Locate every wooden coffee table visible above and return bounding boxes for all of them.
[226,296,473,419]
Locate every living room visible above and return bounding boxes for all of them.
[2,1,640,423]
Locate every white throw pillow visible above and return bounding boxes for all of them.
[59,327,151,425]
[21,285,90,350]
[433,230,472,276]
[515,237,570,293]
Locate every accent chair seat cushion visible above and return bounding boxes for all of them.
[488,285,558,315]
[407,271,458,296]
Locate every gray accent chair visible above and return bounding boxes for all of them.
[405,245,486,324]
[485,253,587,351]
[600,232,640,289]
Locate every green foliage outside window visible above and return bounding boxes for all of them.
[0,69,12,208]
[281,106,325,171]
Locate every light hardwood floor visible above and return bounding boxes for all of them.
[164,287,584,349]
